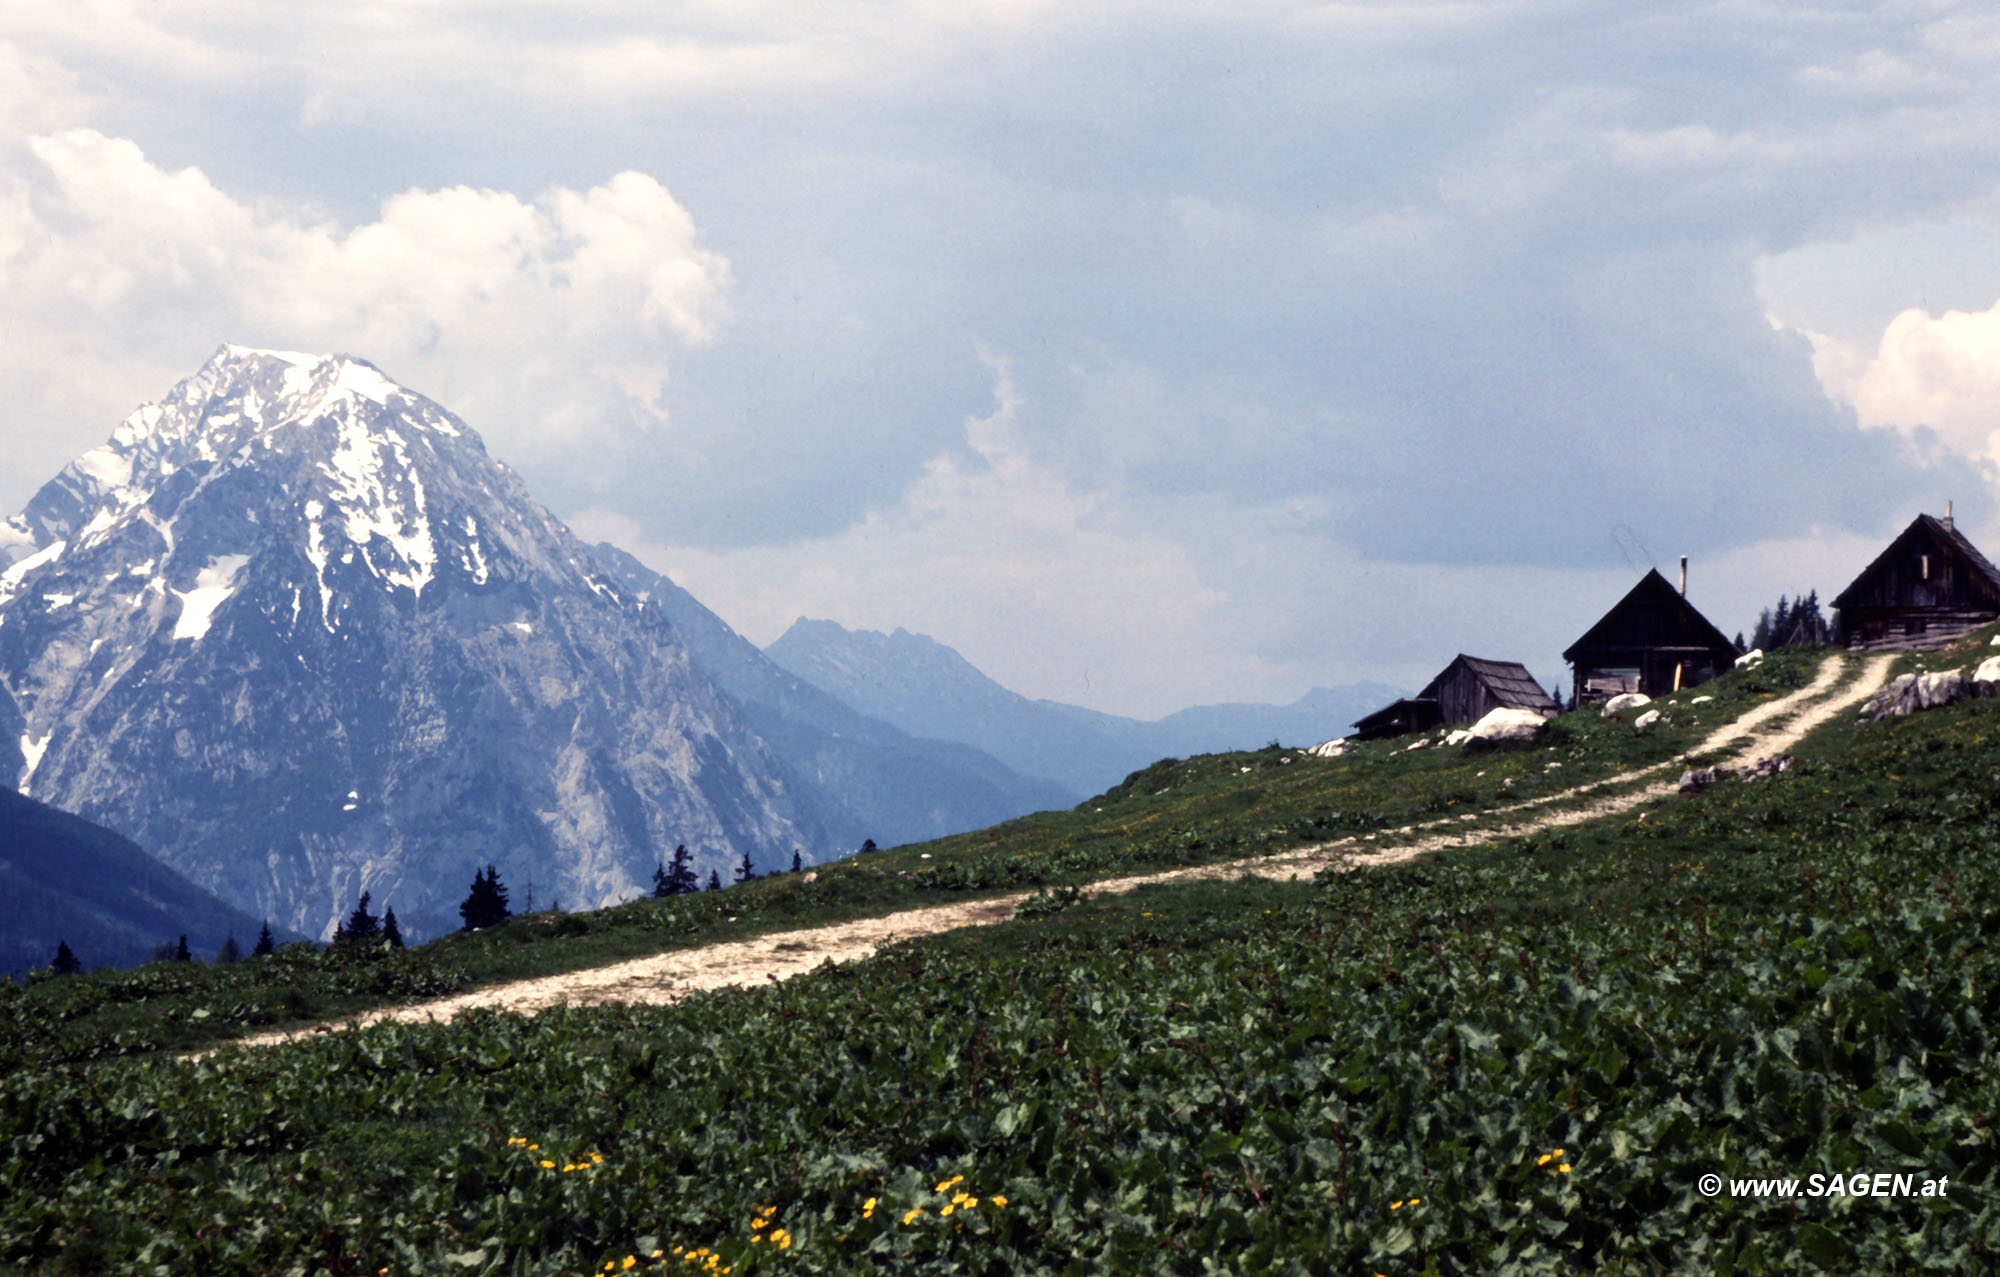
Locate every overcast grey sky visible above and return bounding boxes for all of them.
[5,2,2000,717]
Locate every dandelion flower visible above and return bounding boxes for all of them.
[541,1160,555,1169]
[990,1195,1008,1207]
[1559,1163,1572,1174]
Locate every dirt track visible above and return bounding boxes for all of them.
[218,653,1895,1051]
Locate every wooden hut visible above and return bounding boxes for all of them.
[1351,655,1558,740]
[1831,511,2000,650]
[1563,568,1737,704]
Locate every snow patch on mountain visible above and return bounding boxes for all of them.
[17,731,50,794]
[171,554,252,642]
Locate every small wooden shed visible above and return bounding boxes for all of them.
[1564,568,1737,704]
[1832,512,2000,651]
[1350,655,1558,740]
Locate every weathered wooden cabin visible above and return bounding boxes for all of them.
[1350,654,1559,740]
[1832,512,2000,651]
[1563,568,1737,704]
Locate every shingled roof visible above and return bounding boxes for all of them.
[1417,655,1559,714]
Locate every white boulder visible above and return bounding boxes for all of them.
[1633,708,1663,731]
[1602,692,1652,718]
[1976,656,2000,691]
[1307,738,1350,758]
[1468,706,1549,743]
[1735,648,1764,668]
[1403,737,1432,751]
[1862,669,1973,720]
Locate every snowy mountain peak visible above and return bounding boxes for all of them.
[0,347,823,940]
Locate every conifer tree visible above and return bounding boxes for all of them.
[174,935,191,962]
[706,869,722,892]
[252,921,276,957]
[734,850,756,883]
[216,935,242,964]
[653,844,698,896]
[338,891,382,945]
[382,907,405,950]
[791,849,803,873]
[51,940,82,975]
[459,865,512,931]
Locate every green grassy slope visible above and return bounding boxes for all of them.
[2,641,1995,1273]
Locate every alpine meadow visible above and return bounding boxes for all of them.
[3,639,1996,1273]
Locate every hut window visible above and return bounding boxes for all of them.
[1922,554,1930,580]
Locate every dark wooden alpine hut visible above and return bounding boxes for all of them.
[1831,511,2000,651]
[1350,655,1558,740]
[1350,697,1441,741]
[1563,568,1737,704]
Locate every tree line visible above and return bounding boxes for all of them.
[42,841,857,975]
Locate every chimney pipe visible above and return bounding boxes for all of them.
[1946,499,1954,530]
[1679,555,1687,597]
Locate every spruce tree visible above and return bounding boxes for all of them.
[216,935,242,964]
[791,849,803,873]
[338,891,381,945]
[459,865,512,931]
[706,869,722,892]
[51,940,82,975]
[734,850,756,883]
[654,844,698,896]
[252,921,276,957]
[382,906,405,950]
[174,935,191,962]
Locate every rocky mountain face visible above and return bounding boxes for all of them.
[764,619,1399,796]
[0,347,825,941]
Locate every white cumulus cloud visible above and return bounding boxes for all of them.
[0,128,729,510]
[1801,300,2000,474]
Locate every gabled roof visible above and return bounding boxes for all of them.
[1831,513,2000,610]
[1562,568,1737,663]
[1417,654,1558,713]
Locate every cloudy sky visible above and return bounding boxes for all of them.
[4,2,2000,718]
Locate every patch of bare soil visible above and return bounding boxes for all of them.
[217,654,1895,1053]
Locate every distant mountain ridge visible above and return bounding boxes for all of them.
[588,544,1075,830]
[764,619,1400,796]
[0,347,1061,943]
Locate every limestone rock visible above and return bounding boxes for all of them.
[1735,648,1764,668]
[1602,692,1651,718]
[1862,669,1972,721]
[1468,706,1549,743]
[1633,708,1663,731]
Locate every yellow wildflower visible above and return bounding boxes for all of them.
[862,1196,878,1218]
[1558,1163,1573,1174]
[903,1207,925,1225]
[990,1195,1008,1208]
[540,1160,555,1169]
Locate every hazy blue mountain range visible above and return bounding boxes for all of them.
[764,619,1401,796]
[588,543,1074,835]
[0,785,278,975]
[0,347,1061,943]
